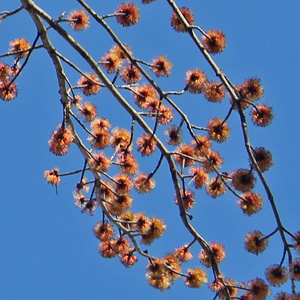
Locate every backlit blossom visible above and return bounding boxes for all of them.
[111,237,131,255]
[209,278,224,293]
[251,147,273,172]
[81,199,97,215]
[120,65,141,84]
[133,84,159,109]
[9,63,20,76]
[111,44,133,61]
[244,230,268,255]
[77,73,101,96]
[135,212,151,234]
[174,144,196,167]
[207,118,230,143]
[265,264,288,286]
[90,117,111,130]
[116,2,140,27]
[150,55,172,77]
[251,104,273,127]
[185,268,207,288]
[185,69,207,94]
[163,253,182,280]
[78,101,97,121]
[119,249,138,267]
[240,292,254,300]
[119,211,135,230]
[113,173,133,195]
[147,272,172,291]
[189,167,208,189]
[247,278,270,300]
[203,149,223,172]
[88,152,111,172]
[141,217,166,244]
[49,125,74,156]
[133,173,156,193]
[202,30,226,54]
[206,177,226,198]
[238,191,263,215]
[111,128,132,151]
[204,81,225,102]
[157,105,174,125]
[0,80,18,101]
[191,134,211,156]
[199,242,225,267]
[9,38,31,58]
[170,7,194,32]
[88,128,111,149]
[101,52,123,73]
[174,245,193,262]
[238,77,264,102]
[44,168,60,185]
[231,168,256,192]
[117,150,139,174]
[73,192,85,207]
[68,9,89,31]
[107,194,133,216]
[136,134,157,156]
[290,293,300,300]
[165,126,182,145]
[99,240,117,258]
[146,258,166,277]
[93,222,115,241]
[175,189,195,210]
[145,97,160,112]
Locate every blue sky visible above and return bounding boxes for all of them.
[1,1,300,299]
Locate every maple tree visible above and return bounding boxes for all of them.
[1,1,299,299]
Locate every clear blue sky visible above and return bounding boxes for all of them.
[1,1,300,299]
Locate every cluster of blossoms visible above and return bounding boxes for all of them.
[93,211,166,267]
[0,38,31,101]
[93,221,138,267]
[39,2,299,298]
[171,137,226,203]
[167,119,272,209]
[170,8,226,54]
[0,61,18,101]
[46,61,165,242]
[67,2,161,31]
[243,229,300,294]
[79,124,157,214]
[145,251,207,291]
[97,43,174,125]
[183,68,226,103]
[170,7,274,130]
[234,78,274,127]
